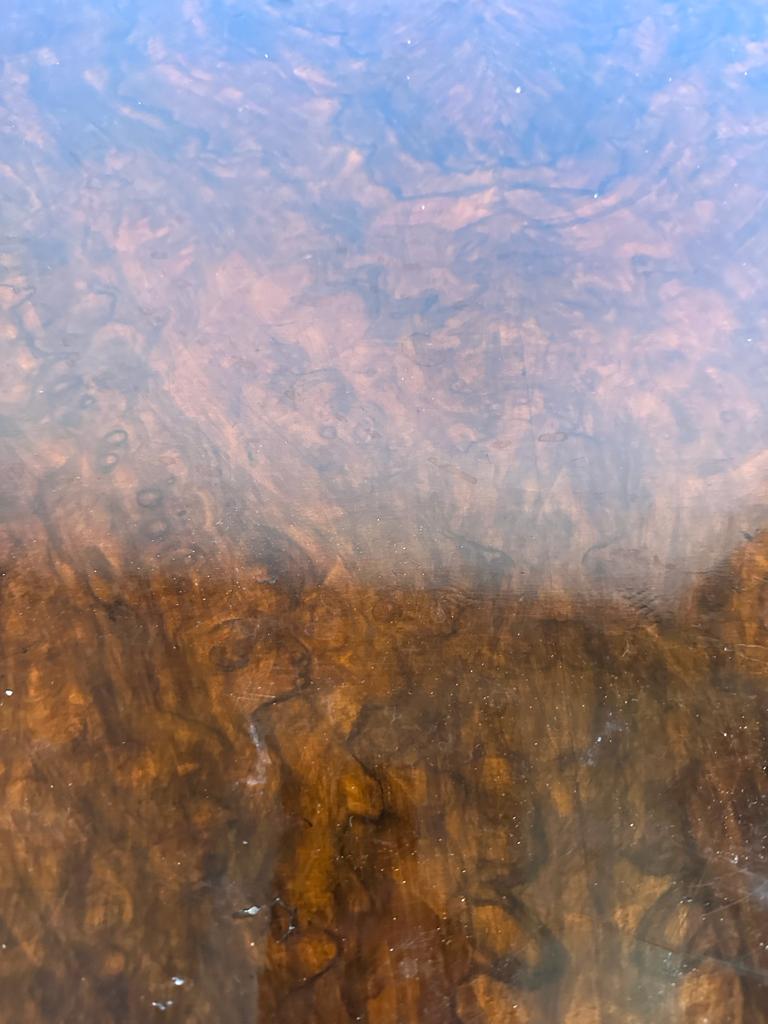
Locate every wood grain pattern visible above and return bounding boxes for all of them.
[1,0,768,1020]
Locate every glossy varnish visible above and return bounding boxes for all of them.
[1,1,768,1021]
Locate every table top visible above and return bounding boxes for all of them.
[1,1,767,1020]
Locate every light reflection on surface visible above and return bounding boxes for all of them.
[4,0,768,592]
